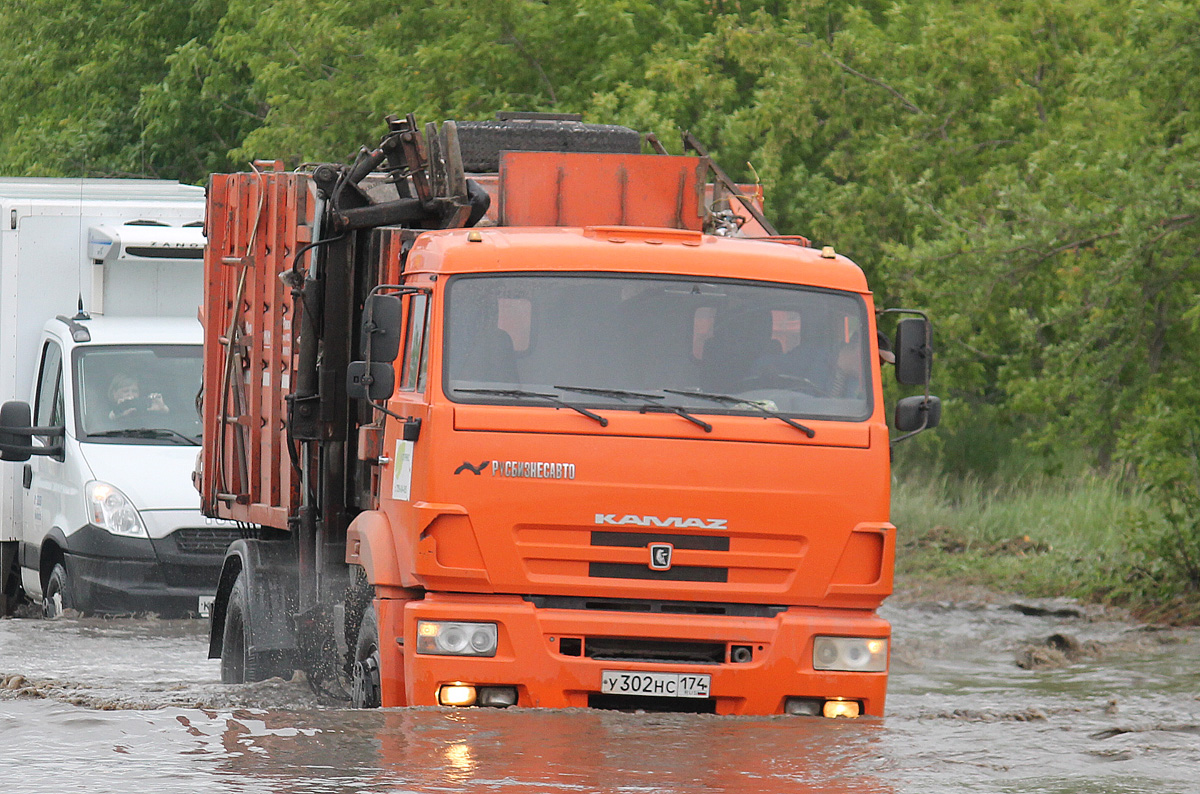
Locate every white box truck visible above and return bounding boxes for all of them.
[0,178,236,617]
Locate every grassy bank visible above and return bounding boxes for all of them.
[890,470,1200,624]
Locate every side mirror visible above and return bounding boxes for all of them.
[0,401,33,462]
[894,318,932,385]
[894,395,942,433]
[347,361,396,401]
[361,294,403,363]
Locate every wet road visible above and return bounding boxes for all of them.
[2,592,1198,793]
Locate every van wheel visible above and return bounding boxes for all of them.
[350,601,382,708]
[42,562,72,619]
[220,571,285,683]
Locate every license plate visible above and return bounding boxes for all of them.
[198,595,215,618]
[601,670,711,699]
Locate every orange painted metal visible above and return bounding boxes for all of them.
[382,593,890,715]
[497,152,704,229]
[201,148,898,715]
[200,169,313,527]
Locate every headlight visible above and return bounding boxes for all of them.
[416,621,498,657]
[812,636,888,672]
[85,481,148,538]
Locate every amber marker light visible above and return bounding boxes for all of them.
[823,699,861,719]
[438,684,478,707]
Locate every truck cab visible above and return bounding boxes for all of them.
[14,315,222,617]
[363,226,896,714]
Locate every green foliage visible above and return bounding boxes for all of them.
[891,468,1171,609]
[3,0,1200,602]
[0,0,227,179]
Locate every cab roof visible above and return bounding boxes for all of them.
[47,315,201,348]
[405,226,870,294]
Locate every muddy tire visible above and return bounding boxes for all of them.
[350,600,382,708]
[221,572,287,684]
[42,562,73,619]
[455,119,641,173]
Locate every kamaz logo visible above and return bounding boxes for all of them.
[649,543,674,571]
[594,514,727,530]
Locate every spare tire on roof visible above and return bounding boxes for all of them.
[454,117,642,173]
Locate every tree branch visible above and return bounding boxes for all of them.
[500,30,557,105]
[821,52,923,114]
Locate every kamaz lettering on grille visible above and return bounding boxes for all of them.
[595,514,728,530]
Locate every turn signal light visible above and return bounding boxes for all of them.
[823,699,861,719]
[438,684,477,707]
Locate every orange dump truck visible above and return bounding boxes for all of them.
[199,113,939,716]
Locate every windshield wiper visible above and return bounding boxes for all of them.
[553,385,665,402]
[664,389,816,438]
[638,402,713,433]
[455,388,609,427]
[554,384,712,432]
[87,428,201,445]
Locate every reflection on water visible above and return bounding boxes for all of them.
[1,598,1199,794]
[185,706,893,793]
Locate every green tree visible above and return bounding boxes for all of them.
[0,0,226,179]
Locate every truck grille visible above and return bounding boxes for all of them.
[589,530,728,582]
[585,637,725,665]
[588,562,728,582]
[590,531,730,551]
[515,525,801,592]
[524,595,787,618]
[173,528,239,555]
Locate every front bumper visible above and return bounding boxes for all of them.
[62,522,237,616]
[378,593,889,716]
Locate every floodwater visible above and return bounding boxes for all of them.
[2,591,1198,794]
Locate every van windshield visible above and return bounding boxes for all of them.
[74,345,203,444]
[443,274,872,422]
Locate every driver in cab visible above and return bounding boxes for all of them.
[108,374,169,423]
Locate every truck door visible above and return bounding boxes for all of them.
[389,291,431,500]
[21,338,67,595]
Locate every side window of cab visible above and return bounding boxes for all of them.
[33,341,64,429]
[399,293,430,392]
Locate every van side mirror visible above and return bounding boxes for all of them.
[0,401,64,462]
[361,294,403,363]
[0,401,33,462]
[894,318,932,385]
[894,395,941,433]
[346,362,396,401]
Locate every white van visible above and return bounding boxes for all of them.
[0,179,237,617]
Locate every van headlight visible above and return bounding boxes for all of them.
[416,621,498,656]
[85,481,148,538]
[813,636,888,672]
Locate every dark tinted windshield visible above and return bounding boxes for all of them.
[444,274,872,421]
[75,345,202,443]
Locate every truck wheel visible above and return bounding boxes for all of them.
[42,562,73,619]
[454,119,641,173]
[350,602,382,708]
[220,571,285,684]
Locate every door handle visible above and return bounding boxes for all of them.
[22,464,32,489]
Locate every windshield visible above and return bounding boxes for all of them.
[444,274,872,422]
[74,345,203,444]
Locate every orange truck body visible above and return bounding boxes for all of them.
[200,133,906,717]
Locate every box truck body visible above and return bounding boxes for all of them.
[0,178,236,617]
